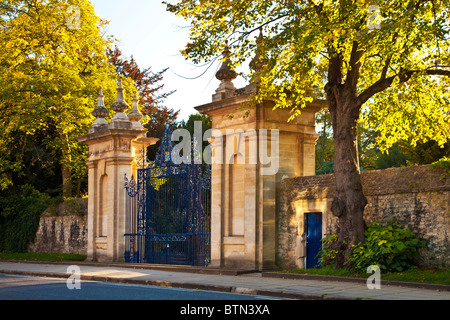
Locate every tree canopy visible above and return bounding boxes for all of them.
[0,0,119,194]
[165,0,450,266]
[107,46,179,161]
[166,0,449,149]
[0,0,178,198]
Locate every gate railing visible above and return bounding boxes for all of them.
[124,232,211,265]
[124,126,211,266]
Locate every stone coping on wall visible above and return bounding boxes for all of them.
[42,198,88,217]
[278,164,449,269]
[282,165,449,200]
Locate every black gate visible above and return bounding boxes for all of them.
[124,127,211,266]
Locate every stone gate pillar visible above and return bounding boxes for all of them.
[77,83,157,262]
[195,50,324,271]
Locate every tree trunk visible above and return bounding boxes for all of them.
[327,88,368,268]
[60,131,72,198]
[75,178,82,198]
[61,156,72,198]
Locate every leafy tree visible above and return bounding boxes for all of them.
[3,127,63,197]
[178,113,212,165]
[165,0,450,267]
[0,184,51,253]
[178,113,212,138]
[107,46,179,161]
[318,107,448,171]
[0,0,119,197]
[401,140,450,166]
[373,143,410,170]
[107,46,175,110]
[145,106,180,161]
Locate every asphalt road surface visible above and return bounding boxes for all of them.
[0,274,282,301]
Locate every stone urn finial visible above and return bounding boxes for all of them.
[111,79,130,122]
[216,44,238,82]
[128,91,144,128]
[91,86,109,128]
[250,28,268,84]
[214,43,238,100]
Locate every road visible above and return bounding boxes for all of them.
[0,274,283,301]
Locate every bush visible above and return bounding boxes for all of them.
[319,219,426,273]
[318,233,340,266]
[0,185,51,253]
[346,220,426,273]
[430,156,450,174]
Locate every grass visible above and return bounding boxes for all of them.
[280,266,450,285]
[0,252,87,262]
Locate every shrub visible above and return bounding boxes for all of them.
[319,219,426,273]
[430,156,450,174]
[318,233,340,267]
[346,219,426,273]
[0,185,51,252]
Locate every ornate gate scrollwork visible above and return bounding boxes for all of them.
[124,126,211,266]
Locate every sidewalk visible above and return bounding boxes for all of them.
[0,261,449,300]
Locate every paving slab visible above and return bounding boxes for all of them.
[0,261,449,300]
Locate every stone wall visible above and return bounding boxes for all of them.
[28,198,88,255]
[278,165,450,269]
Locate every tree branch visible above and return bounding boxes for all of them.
[345,41,365,95]
[229,13,289,39]
[327,46,343,85]
[356,75,396,107]
[356,68,450,107]
[325,46,344,119]
[380,56,391,80]
[425,69,450,76]
[379,31,399,81]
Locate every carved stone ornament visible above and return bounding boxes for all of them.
[216,47,238,82]
[91,87,109,127]
[111,79,130,122]
[128,92,144,129]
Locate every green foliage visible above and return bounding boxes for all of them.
[166,0,449,146]
[0,185,51,253]
[0,1,177,198]
[0,0,118,195]
[320,220,426,273]
[430,156,450,174]
[402,141,450,167]
[346,220,426,273]
[280,266,450,285]
[381,266,450,285]
[374,143,410,170]
[318,233,340,265]
[166,1,450,225]
[315,108,447,172]
[178,113,212,149]
[178,113,212,135]
[175,113,212,166]
[0,252,87,262]
[316,161,334,175]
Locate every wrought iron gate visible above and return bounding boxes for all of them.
[124,127,211,266]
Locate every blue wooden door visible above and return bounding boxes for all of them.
[306,212,323,269]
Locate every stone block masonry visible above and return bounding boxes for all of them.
[28,198,88,255]
[77,83,158,262]
[29,165,449,269]
[278,165,449,269]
